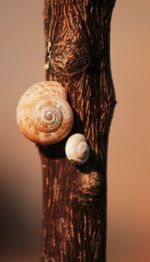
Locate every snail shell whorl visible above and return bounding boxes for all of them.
[65,134,90,165]
[16,81,74,145]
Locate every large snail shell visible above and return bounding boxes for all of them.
[16,81,74,145]
[65,134,90,165]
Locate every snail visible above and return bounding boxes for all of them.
[65,133,90,165]
[16,81,74,145]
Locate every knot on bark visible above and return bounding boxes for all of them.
[73,171,102,206]
[51,37,93,79]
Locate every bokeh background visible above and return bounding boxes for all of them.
[0,1,150,261]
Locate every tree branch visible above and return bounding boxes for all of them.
[39,1,116,261]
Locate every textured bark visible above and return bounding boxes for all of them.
[39,0,116,261]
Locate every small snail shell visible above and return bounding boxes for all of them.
[16,81,74,145]
[65,134,90,165]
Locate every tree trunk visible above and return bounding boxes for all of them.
[39,0,116,261]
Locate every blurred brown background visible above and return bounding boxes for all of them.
[0,1,150,261]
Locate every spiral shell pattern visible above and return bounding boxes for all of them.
[16,81,74,145]
[65,133,90,165]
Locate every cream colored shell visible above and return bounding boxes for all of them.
[65,133,90,165]
[16,81,74,145]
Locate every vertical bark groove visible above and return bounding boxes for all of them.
[39,0,116,261]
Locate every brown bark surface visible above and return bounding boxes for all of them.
[39,0,116,261]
